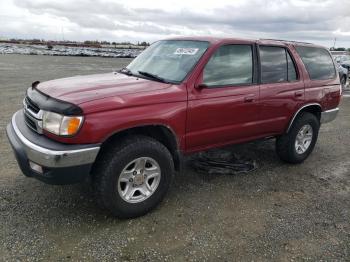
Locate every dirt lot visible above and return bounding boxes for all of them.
[0,54,349,261]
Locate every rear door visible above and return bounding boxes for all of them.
[186,43,261,152]
[257,44,305,135]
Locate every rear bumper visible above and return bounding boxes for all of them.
[6,111,100,185]
[320,107,339,124]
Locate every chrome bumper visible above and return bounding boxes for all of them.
[11,111,100,168]
[320,107,339,124]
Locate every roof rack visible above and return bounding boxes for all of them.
[259,38,312,45]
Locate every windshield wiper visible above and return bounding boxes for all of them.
[118,67,133,76]
[138,71,170,83]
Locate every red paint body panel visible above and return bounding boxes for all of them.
[44,81,188,150]
[186,84,260,152]
[36,37,342,155]
[38,72,173,105]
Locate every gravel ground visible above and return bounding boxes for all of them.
[0,54,349,261]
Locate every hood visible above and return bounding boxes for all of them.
[36,72,171,105]
[341,61,350,67]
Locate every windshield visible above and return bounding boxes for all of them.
[334,55,350,63]
[126,40,209,83]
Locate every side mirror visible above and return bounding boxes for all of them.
[31,81,40,89]
[195,83,207,89]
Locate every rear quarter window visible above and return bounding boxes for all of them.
[295,46,336,80]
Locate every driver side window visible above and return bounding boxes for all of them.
[203,45,253,87]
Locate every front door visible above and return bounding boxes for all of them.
[186,43,260,152]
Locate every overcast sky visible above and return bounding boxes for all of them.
[1,0,350,47]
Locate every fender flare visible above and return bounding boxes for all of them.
[286,103,322,133]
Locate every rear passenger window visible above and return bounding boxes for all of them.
[203,45,253,86]
[260,46,287,83]
[259,46,297,83]
[295,46,336,80]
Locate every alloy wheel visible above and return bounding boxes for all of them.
[117,157,161,203]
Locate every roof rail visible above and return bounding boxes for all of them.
[259,38,312,45]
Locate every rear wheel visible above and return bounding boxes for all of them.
[340,76,347,91]
[276,112,320,164]
[93,135,174,218]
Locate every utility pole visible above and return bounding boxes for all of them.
[61,26,65,41]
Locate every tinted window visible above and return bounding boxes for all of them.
[260,46,298,83]
[203,45,253,86]
[287,51,297,81]
[260,46,287,83]
[296,46,336,80]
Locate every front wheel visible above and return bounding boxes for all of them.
[93,135,174,218]
[276,112,320,164]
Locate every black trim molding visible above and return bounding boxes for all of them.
[27,87,83,115]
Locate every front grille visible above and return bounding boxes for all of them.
[23,95,43,134]
[25,96,40,114]
[24,113,37,132]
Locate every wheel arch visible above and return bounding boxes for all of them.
[286,103,322,133]
[96,124,182,172]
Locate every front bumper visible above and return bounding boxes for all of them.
[6,110,100,184]
[320,107,339,124]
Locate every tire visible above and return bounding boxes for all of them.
[276,112,320,164]
[340,76,347,91]
[92,135,174,218]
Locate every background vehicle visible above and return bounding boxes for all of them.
[6,37,341,218]
[334,54,350,71]
[335,63,348,90]
[333,54,350,90]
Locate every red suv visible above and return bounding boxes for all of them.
[6,37,341,218]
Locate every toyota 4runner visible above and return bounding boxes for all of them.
[6,37,341,218]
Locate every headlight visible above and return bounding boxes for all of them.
[42,111,83,136]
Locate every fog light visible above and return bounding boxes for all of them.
[29,161,43,174]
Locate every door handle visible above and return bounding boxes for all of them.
[294,91,303,97]
[244,95,255,103]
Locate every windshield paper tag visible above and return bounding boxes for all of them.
[174,48,199,55]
